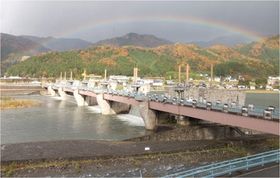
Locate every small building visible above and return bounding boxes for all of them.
[138,84,151,94]
[267,76,280,86]
[166,80,175,85]
[214,77,221,82]
[249,82,256,90]
[87,74,103,88]
[266,85,273,91]
[7,76,22,79]
[152,79,164,86]
[109,75,129,83]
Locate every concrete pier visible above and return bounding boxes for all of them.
[58,88,67,100]
[96,94,116,115]
[73,90,86,106]
[47,86,56,96]
[139,102,158,130]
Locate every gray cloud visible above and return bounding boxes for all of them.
[1,1,279,42]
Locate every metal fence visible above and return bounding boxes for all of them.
[165,149,280,178]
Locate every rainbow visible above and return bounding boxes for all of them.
[55,14,262,41]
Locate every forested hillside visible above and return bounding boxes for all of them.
[6,36,279,80]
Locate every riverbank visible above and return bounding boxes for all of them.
[1,126,278,177]
[0,96,41,109]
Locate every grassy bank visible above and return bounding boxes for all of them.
[0,96,41,109]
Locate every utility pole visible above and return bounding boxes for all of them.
[70,70,73,81]
[82,69,87,80]
[64,72,66,80]
[60,72,62,81]
[178,64,181,84]
[133,67,138,83]
[185,63,190,84]
[210,64,214,87]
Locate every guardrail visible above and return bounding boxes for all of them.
[165,149,280,178]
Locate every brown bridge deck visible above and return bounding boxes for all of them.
[149,101,279,135]
[103,94,141,106]
[79,90,96,97]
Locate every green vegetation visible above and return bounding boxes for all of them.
[5,36,279,80]
[0,96,40,109]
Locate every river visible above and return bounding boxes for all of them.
[1,92,279,144]
[1,95,147,144]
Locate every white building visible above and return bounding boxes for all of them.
[214,77,221,82]
[267,76,280,86]
[152,79,164,86]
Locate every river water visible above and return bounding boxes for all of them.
[1,95,147,144]
[1,92,279,144]
[245,93,279,108]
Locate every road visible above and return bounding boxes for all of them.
[238,164,279,177]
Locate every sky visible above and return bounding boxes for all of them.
[1,0,279,43]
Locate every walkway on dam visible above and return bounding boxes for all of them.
[1,139,226,162]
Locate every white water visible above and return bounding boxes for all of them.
[52,95,144,127]
[87,105,102,113]
[117,114,145,127]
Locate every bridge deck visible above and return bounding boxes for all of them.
[45,85,280,135]
[103,94,141,106]
[79,90,96,97]
[149,101,279,135]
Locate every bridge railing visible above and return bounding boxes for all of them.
[165,149,280,178]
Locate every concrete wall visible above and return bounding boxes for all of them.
[111,102,130,114]
[85,96,98,106]
[185,88,246,105]
[96,94,131,115]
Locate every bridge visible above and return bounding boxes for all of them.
[44,81,280,135]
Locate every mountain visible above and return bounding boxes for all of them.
[22,35,92,51]
[236,35,279,61]
[192,34,253,47]
[6,35,279,80]
[1,33,50,75]
[1,33,49,60]
[94,33,173,47]
[1,33,93,75]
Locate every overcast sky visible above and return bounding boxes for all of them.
[1,1,279,43]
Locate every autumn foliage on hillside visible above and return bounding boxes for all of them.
[6,36,279,80]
